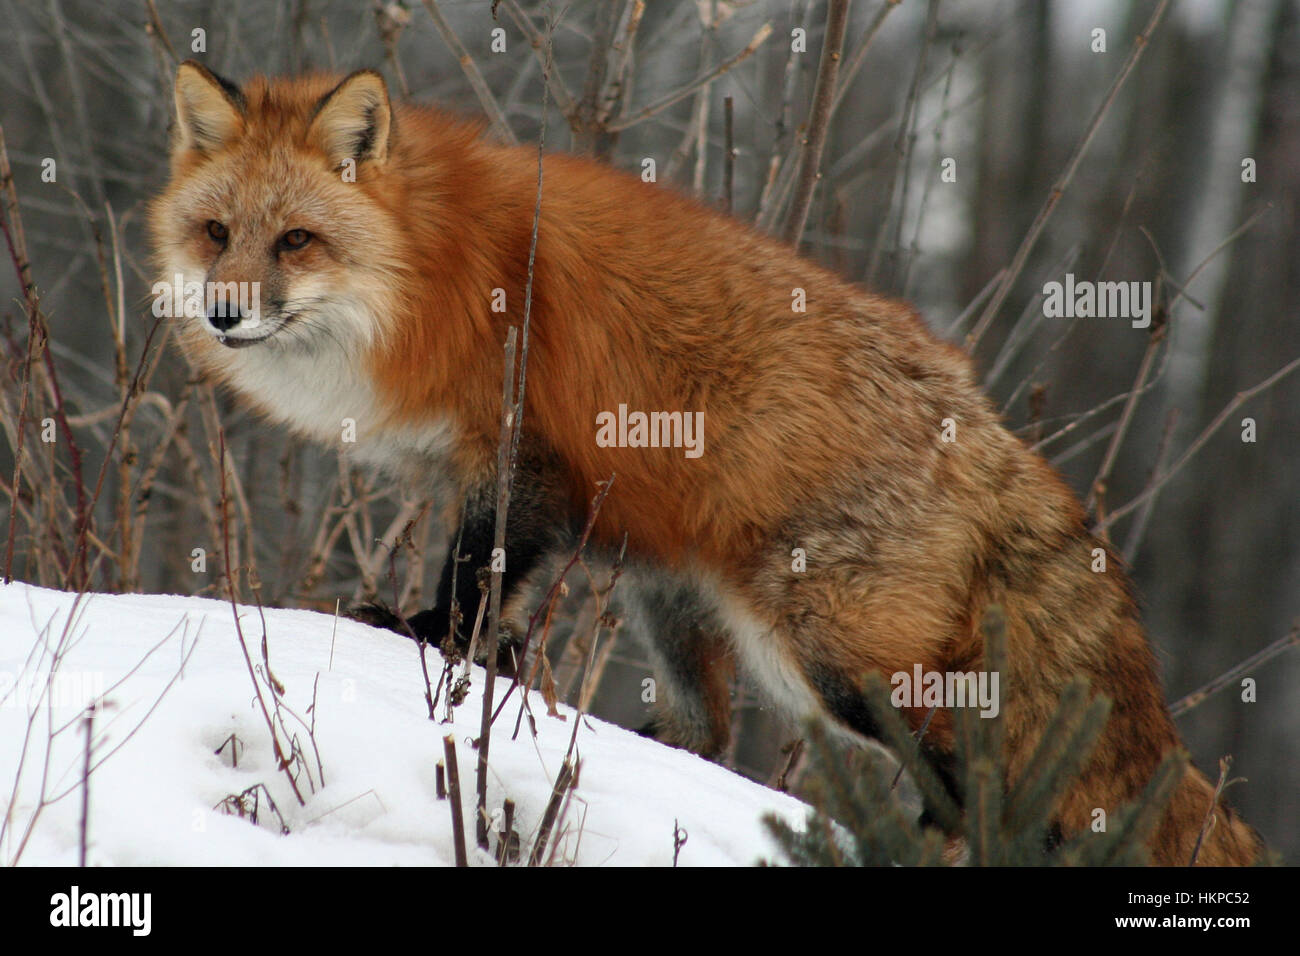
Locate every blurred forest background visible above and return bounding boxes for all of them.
[1,0,1296,860]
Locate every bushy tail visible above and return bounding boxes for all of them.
[995,556,1264,866]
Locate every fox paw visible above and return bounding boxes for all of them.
[346,601,519,676]
[345,602,445,644]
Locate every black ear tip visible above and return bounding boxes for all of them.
[176,61,245,111]
[312,69,393,122]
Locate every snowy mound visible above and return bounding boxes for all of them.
[0,582,807,866]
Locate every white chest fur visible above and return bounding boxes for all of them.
[215,333,459,487]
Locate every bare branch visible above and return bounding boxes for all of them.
[783,0,853,247]
[422,0,518,144]
[502,0,578,122]
[143,0,180,63]
[595,1,647,127]
[475,325,517,850]
[1087,290,1168,521]
[866,0,940,284]
[608,22,772,132]
[967,0,1173,350]
[1096,352,1300,533]
[830,0,903,117]
[1120,408,1178,564]
[443,734,468,866]
[722,94,734,214]
[1170,624,1300,719]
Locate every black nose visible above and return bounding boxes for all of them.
[207,303,247,332]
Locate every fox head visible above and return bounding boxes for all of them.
[150,62,407,362]
[151,61,517,461]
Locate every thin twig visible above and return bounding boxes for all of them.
[1189,756,1236,866]
[143,0,180,63]
[900,47,958,298]
[78,702,95,867]
[1169,625,1299,719]
[476,326,518,849]
[966,0,1173,350]
[497,797,517,865]
[772,738,805,793]
[1121,408,1179,563]
[218,434,306,806]
[595,0,646,130]
[443,734,468,866]
[608,22,772,132]
[492,475,616,724]
[756,0,809,227]
[0,125,38,583]
[473,2,555,848]
[946,268,1006,338]
[866,0,940,285]
[537,580,614,864]
[1096,352,1300,533]
[372,1,411,97]
[572,0,622,156]
[983,244,1080,387]
[1086,288,1168,520]
[722,93,734,213]
[422,0,518,144]
[502,1,578,122]
[829,0,903,117]
[528,757,575,866]
[783,0,852,248]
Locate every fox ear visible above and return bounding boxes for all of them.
[172,60,244,154]
[308,70,392,168]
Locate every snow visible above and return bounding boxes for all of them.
[0,581,808,867]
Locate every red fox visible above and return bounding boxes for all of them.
[151,61,1263,865]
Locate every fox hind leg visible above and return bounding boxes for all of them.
[623,571,736,759]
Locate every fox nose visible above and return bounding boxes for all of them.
[207,303,249,332]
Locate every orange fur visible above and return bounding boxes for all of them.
[151,64,1262,866]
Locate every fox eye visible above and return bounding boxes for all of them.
[206,220,228,243]
[280,229,311,250]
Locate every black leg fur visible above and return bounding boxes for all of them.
[351,450,573,669]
